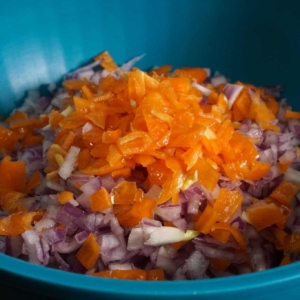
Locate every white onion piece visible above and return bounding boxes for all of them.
[21,230,42,265]
[58,146,81,180]
[82,122,94,134]
[191,82,212,96]
[144,227,199,246]
[211,75,227,87]
[223,84,243,109]
[108,263,133,271]
[185,250,209,279]
[127,228,144,251]
[284,167,300,185]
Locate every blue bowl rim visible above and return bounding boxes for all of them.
[0,253,299,296]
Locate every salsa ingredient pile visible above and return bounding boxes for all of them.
[0,51,300,280]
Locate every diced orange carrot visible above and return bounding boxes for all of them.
[57,191,74,205]
[76,233,100,270]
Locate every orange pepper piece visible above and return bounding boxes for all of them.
[245,202,286,231]
[90,187,112,212]
[195,205,218,234]
[57,191,74,205]
[91,269,147,280]
[146,269,165,281]
[213,188,243,222]
[0,156,26,192]
[76,233,100,270]
[269,180,300,206]
[211,223,247,250]
[25,170,41,195]
[113,181,137,205]
[210,258,231,272]
[0,210,44,236]
[284,110,300,119]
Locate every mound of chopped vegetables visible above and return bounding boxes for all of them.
[0,51,300,280]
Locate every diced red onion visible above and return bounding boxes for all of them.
[35,205,61,231]
[145,184,162,198]
[222,84,243,109]
[80,177,101,196]
[46,180,65,192]
[53,251,70,271]
[100,174,117,193]
[74,231,90,244]
[185,250,209,279]
[155,205,181,222]
[230,216,246,230]
[42,228,66,245]
[249,241,266,272]
[195,243,244,263]
[56,202,85,226]
[173,218,188,232]
[119,54,145,72]
[52,236,83,254]
[10,235,23,258]
[279,149,296,164]
[156,246,177,275]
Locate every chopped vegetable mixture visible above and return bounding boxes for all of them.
[0,51,300,280]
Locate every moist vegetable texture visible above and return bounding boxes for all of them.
[0,51,300,280]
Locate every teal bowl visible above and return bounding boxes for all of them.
[0,0,300,299]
